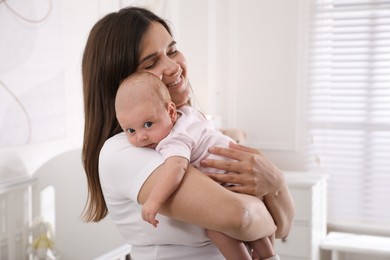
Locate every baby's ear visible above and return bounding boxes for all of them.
[168,102,177,122]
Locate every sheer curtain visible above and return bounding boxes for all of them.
[308,0,390,234]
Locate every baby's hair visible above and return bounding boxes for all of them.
[120,71,172,107]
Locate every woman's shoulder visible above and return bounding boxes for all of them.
[100,132,163,168]
[99,132,164,201]
[101,132,132,153]
[102,132,158,154]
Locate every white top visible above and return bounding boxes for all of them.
[99,132,224,260]
[157,105,233,173]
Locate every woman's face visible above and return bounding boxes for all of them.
[137,22,190,107]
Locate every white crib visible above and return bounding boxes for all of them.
[1,149,129,260]
[93,244,132,260]
[0,176,36,259]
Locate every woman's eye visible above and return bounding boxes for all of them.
[127,128,135,134]
[143,59,159,70]
[144,122,153,128]
[144,62,156,70]
[168,50,177,56]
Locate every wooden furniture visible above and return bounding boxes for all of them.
[274,172,328,260]
[321,232,390,260]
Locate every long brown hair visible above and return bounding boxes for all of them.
[81,7,172,222]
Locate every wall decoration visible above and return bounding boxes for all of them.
[0,0,65,147]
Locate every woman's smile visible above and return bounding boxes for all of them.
[166,75,183,89]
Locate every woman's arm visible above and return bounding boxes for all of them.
[201,142,295,238]
[263,182,295,238]
[138,164,276,241]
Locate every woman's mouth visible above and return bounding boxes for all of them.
[167,76,182,89]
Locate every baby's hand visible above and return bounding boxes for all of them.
[142,200,161,227]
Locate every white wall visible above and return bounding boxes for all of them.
[171,0,310,171]
[0,0,308,179]
[0,0,101,179]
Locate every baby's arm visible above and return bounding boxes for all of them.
[142,156,188,227]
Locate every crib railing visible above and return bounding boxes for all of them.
[93,244,132,260]
[0,176,36,260]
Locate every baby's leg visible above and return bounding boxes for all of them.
[206,229,251,260]
[249,235,279,260]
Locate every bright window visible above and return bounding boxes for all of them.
[308,0,390,234]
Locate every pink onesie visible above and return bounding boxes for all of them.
[156,105,234,173]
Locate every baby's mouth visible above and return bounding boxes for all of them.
[145,143,157,149]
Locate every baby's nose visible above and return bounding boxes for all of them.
[138,134,148,142]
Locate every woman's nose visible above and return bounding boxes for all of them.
[162,57,181,76]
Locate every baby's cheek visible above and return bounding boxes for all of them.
[128,136,136,146]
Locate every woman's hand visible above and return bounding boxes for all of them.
[201,142,295,238]
[201,142,283,199]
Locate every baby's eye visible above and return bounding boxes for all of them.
[126,128,135,134]
[144,122,153,128]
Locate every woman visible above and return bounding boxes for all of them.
[82,6,294,260]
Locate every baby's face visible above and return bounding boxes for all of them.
[117,100,175,148]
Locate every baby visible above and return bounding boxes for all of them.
[115,71,279,260]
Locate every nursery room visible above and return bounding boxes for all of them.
[0,0,389,259]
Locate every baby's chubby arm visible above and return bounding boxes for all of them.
[142,156,189,227]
